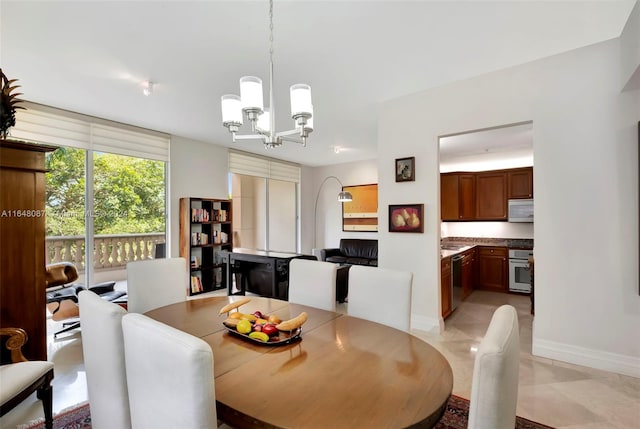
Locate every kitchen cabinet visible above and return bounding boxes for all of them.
[441,257,452,318]
[440,173,475,221]
[508,167,533,199]
[441,167,532,221]
[476,246,508,292]
[461,248,475,300]
[459,175,475,219]
[475,172,507,220]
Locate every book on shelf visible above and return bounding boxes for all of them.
[191,232,209,245]
[190,275,203,294]
[190,255,200,269]
[191,208,210,222]
[213,209,228,222]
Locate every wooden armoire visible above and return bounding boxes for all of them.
[0,139,57,361]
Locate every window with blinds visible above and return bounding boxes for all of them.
[228,150,300,253]
[11,102,170,161]
[228,150,300,183]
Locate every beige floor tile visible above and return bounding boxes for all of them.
[556,422,621,429]
[516,384,606,427]
[518,356,595,386]
[549,379,640,428]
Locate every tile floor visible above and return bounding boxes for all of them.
[1,289,638,428]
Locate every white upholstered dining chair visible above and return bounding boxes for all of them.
[122,313,217,429]
[78,290,131,429]
[126,257,187,314]
[347,265,413,331]
[288,258,337,311]
[468,304,520,429]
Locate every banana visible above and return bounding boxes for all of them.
[275,312,308,332]
[248,331,270,342]
[218,297,252,315]
[223,318,240,329]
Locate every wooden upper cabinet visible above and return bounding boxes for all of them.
[508,167,533,199]
[440,173,475,221]
[475,172,507,220]
[441,167,532,222]
[440,174,459,221]
[458,174,475,220]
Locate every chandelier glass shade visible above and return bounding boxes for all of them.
[220,0,313,149]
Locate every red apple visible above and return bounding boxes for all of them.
[252,311,264,319]
[262,324,278,337]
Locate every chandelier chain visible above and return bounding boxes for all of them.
[269,0,274,61]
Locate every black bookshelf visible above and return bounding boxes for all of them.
[179,197,233,296]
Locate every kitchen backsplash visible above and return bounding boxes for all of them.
[442,236,534,249]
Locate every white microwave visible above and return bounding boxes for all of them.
[508,199,534,222]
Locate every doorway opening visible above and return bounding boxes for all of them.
[437,121,534,336]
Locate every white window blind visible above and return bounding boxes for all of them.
[11,102,170,161]
[229,150,300,183]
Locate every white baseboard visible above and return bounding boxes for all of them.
[411,313,443,334]
[532,338,640,378]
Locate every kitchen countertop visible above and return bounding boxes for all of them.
[441,246,472,259]
[440,237,533,259]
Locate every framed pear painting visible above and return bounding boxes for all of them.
[388,204,424,233]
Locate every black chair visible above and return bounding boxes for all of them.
[46,262,127,338]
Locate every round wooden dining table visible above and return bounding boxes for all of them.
[145,296,453,429]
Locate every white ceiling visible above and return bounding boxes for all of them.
[1,1,635,167]
[439,122,534,171]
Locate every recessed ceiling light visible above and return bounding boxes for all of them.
[142,80,154,96]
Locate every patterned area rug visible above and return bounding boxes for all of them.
[17,402,91,429]
[19,395,554,429]
[435,395,555,429]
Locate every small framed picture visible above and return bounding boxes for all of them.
[388,204,424,233]
[395,157,415,182]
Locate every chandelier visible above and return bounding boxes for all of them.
[220,0,313,149]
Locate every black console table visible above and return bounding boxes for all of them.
[221,249,316,300]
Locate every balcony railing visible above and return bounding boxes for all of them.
[46,233,165,272]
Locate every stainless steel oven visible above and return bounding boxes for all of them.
[508,249,532,293]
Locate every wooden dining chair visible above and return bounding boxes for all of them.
[0,328,54,429]
[347,265,413,331]
[126,257,187,314]
[78,290,131,429]
[288,258,337,311]
[122,313,217,429]
[468,304,520,429]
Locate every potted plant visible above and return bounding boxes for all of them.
[0,68,24,140]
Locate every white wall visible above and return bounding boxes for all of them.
[379,36,640,376]
[621,1,640,90]
[303,159,378,253]
[169,136,229,257]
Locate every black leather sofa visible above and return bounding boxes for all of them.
[318,239,378,266]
